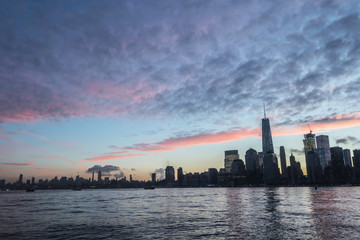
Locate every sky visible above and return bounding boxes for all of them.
[1,0,360,182]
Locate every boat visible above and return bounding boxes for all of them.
[144,186,155,190]
[26,188,35,192]
[72,188,82,191]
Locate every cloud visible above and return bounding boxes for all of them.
[86,165,123,177]
[289,149,304,155]
[114,172,125,179]
[0,0,359,128]
[335,136,359,145]
[1,161,37,166]
[153,168,165,180]
[86,165,119,173]
[84,153,146,162]
[124,127,260,152]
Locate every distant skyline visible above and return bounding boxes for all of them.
[1,0,360,182]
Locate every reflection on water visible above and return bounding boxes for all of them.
[310,187,360,239]
[0,187,360,239]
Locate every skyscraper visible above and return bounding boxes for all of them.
[353,149,360,168]
[18,174,23,184]
[316,135,331,167]
[98,170,102,182]
[343,149,352,167]
[331,147,344,168]
[208,168,218,185]
[151,173,156,183]
[331,147,345,184]
[261,107,279,184]
[303,132,316,154]
[245,148,260,174]
[263,153,280,184]
[279,146,287,177]
[165,166,175,184]
[177,167,184,186]
[224,150,239,173]
[262,105,274,154]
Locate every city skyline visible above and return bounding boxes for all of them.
[1,0,360,182]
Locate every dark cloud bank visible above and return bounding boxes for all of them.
[1,0,360,127]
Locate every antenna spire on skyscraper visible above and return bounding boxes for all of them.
[263,102,266,119]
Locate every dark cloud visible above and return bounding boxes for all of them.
[290,149,304,155]
[335,136,359,145]
[0,0,359,127]
[86,165,121,176]
[114,172,125,179]
[153,168,165,180]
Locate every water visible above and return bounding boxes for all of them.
[1,187,360,239]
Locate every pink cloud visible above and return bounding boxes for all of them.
[124,127,261,153]
[84,153,146,162]
[121,113,360,154]
[273,113,360,137]
[86,81,163,104]
[1,161,37,166]
[20,131,48,141]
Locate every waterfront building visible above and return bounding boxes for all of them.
[208,168,218,185]
[343,149,352,167]
[177,167,184,186]
[331,146,345,184]
[261,107,279,184]
[262,105,274,154]
[331,147,344,167]
[151,173,156,183]
[263,152,280,184]
[18,174,23,184]
[316,135,331,167]
[224,150,239,173]
[314,148,326,172]
[245,148,260,174]
[165,166,175,184]
[98,170,102,182]
[303,132,316,154]
[353,149,360,168]
[231,159,246,185]
[305,150,321,183]
[279,146,287,177]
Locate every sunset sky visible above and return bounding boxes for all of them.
[1,0,360,182]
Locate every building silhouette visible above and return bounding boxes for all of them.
[343,149,352,167]
[177,167,184,186]
[279,146,287,177]
[303,132,316,154]
[245,148,261,183]
[165,166,175,184]
[224,150,239,173]
[262,104,274,154]
[231,159,246,185]
[151,173,156,183]
[316,135,331,167]
[353,149,360,168]
[331,146,345,184]
[208,168,218,186]
[18,174,23,184]
[98,170,102,182]
[261,106,279,184]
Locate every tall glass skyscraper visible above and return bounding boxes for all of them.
[261,106,279,184]
[279,146,287,177]
[262,108,274,154]
[316,135,331,167]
